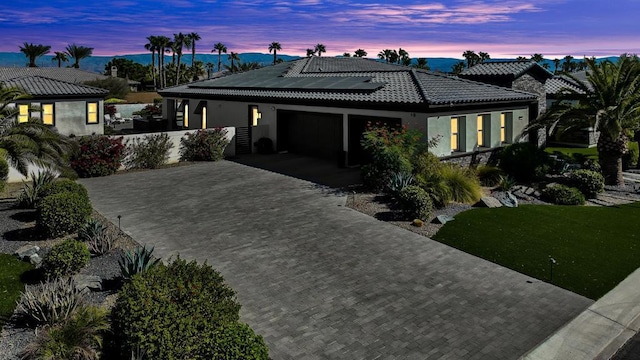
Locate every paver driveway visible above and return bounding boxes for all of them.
[80,161,592,360]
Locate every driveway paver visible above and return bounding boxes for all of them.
[80,161,592,359]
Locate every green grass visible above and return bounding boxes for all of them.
[545,146,598,160]
[433,202,640,300]
[0,254,33,326]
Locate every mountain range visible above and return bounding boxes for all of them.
[0,52,618,75]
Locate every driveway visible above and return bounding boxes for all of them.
[80,161,592,360]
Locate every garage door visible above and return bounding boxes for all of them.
[277,110,343,161]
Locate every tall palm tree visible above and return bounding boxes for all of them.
[354,49,367,58]
[19,43,51,67]
[156,36,172,88]
[553,58,561,74]
[145,36,158,90]
[0,85,70,176]
[413,58,429,70]
[531,53,544,63]
[378,49,392,63]
[205,62,214,79]
[227,52,240,72]
[268,42,282,65]
[51,52,68,68]
[65,44,93,69]
[532,56,640,185]
[185,32,201,81]
[462,50,479,68]
[306,48,315,57]
[398,48,409,65]
[173,33,186,85]
[212,42,227,72]
[562,55,575,73]
[314,44,326,57]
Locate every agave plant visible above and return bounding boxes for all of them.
[16,170,57,208]
[386,171,414,196]
[119,245,161,280]
[16,277,85,327]
[498,175,517,192]
[78,219,114,256]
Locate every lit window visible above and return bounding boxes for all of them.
[184,104,189,128]
[451,117,459,151]
[18,104,29,123]
[42,104,54,125]
[87,102,98,124]
[477,115,484,147]
[201,106,207,129]
[250,106,261,127]
[500,113,506,143]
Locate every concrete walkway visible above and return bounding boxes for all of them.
[80,161,591,359]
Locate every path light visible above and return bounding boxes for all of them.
[549,256,557,283]
[117,215,122,230]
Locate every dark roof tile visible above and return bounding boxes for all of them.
[460,61,553,78]
[2,76,108,97]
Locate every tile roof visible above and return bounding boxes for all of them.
[460,61,554,79]
[0,67,138,85]
[2,76,108,97]
[160,57,536,107]
[545,74,587,95]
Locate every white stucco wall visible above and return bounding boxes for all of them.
[17,98,105,136]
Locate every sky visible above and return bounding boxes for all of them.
[1,0,639,59]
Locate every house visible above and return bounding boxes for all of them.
[0,68,109,136]
[159,57,538,166]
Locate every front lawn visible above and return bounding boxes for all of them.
[545,146,598,160]
[433,202,640,300]
[0,254,33,326]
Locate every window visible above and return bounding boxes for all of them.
[87,102,98,124]
[201,106,207,129]
[477,115,485,147]
[501,112,512,144]
[183,103,189,128]
[18,104,29,123]
[451,117,459,151]
[250,105,261,127]
[42,104,54,125]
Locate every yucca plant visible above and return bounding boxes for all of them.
[78,218,115,256]
[386,171,414,196]
[16,277,85,327]
[119,245,161,280]
[16,170,57,208]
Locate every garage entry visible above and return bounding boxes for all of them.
[277,110,343,162]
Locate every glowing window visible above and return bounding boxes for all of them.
[87,102,98,124]
[451,117,459,151]
[250,106,261,127]
[500,113,506,143]
[42,104,54,125]
[477,115,484,147]
[18,104,29,123]
[201,106,207,129]
[184,104,189,128]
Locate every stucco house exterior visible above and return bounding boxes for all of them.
[159,57,537,166]
[0,68,109,136]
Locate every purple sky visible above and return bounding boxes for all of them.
[1,0,639,59]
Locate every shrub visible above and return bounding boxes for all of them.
[412,151,441,176]
[16,170,57,209]
[78,219,115,256]
[111,257,250,359]
[211,322,269,360]
[70,135,125,178]
[0,156,8,193]
[42,240,91,278]
[179,128,230,162]
[254,137,274,154]
[498,175,517,192]
[16,277,85,327]
[21,305,108,360]
[476,165,504,187]
[124,133,174,169]
[623,141,639,170]
[542,184,586,205]
[134,104,162,118]
[84,77,129,98]
[582,158,601,172]
[398,185,433,220]
[499,143,551,182]
[39,179,89,203]
[37,192,92,238]
[118,245,161,280]
[386,171,414,196]
[437,164,483,204]
[568,169,605,198]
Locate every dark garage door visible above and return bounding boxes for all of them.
[277,110,343,161]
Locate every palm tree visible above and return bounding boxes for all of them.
[186,32,200,69]
[398,48,409,65]
[205,62,215,79]
[462,50,479,68]
[19,43,51,67]
[306,48,315,57]
[227,52,240,72]
[562,55,575,73]
[533,56,640,185]
[354,49,367,58]
[237,62,262,71]
[314,44,326,57]
[531,53,544,63]
[342,52,351,57]
[515,56,528,62]
[0,85,70,176]
[268,42,282,65]
[378,49,392,63]
[478,51,490,64]
[553,58,561,74]
[173,33,186,85]
[51,52,68,68]
[212,42,227,72]
[65,44,93,69]
[145,36,158,90]
[413,58,429,70]
[451,61,465,75]
[156,36,172,88]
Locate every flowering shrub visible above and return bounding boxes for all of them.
[179,128,229,161]
[70,135,125,178]
[134,104,162,119]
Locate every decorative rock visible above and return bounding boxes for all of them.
[435,215,455,224]
[476,196,503,208]
[533,190,541,198]
[29,254,42,267]
[73,274,102,291]
[525,187,535,195]
[501,192,519,208]
[14,245,40,261]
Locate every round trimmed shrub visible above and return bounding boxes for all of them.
[39,179,89,202]
[542,184,585,205]
[499,143,551,182]
[41,240,90,279]
[398,185,433,220]
[568,169,605,198]
[37,192,92,238]
[111,257,265,359]
[211,322,269,360]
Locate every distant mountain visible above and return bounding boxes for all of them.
[0,52,619,75]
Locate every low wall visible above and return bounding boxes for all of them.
[7,127,236,183]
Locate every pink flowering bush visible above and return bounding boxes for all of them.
[179,128,229,162]
[70,135,125,177]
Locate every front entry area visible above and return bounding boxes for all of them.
[276,110,343,162]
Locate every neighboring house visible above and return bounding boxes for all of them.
[0,69,108,136]
[0,66,139,92]
[159,57,537,166]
